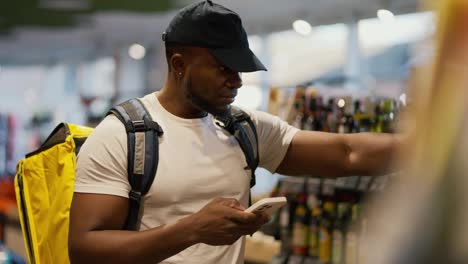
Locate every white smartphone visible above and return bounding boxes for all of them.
[245,197,287,217]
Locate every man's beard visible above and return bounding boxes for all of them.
[184,72,230,117]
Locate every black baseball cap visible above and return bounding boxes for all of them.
[162,0,267,73]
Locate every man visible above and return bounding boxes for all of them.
[68,1,399,263]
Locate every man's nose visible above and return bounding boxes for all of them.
[226,72,243,89]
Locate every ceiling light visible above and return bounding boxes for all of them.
[128,43,146,60]
[377,9,395,23]
[293,20,312,36]
[337,99,345,108]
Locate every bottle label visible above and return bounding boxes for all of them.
[332,230,343,264]
[292,223,308,255]
[319,228,331,262]
[308,225,318,257]
[345,232,358,264]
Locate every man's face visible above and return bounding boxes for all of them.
[182,48,243,116]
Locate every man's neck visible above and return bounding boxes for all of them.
[157,82,207,119]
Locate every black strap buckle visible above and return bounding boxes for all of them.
[131,120,163,136]
[132,120,146,132]
[232,112,248,122]
[215,115,236,134]
[129,190,142,203]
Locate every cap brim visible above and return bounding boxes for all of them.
[208,48,267,73]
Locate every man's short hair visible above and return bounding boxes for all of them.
[164,42,190,72]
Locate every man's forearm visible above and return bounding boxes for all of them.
[344,132,400,176]
[69,215,198,264]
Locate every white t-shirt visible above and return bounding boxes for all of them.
[75,93,299,264]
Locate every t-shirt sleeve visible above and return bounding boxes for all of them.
[74,115,131,198]
[249,110,300,173]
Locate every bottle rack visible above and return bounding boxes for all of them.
[268,173,397,264]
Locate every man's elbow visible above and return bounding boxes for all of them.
[346,153,383,176]
[68,234,88,264]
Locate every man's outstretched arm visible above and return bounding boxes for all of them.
[276,131,400,178]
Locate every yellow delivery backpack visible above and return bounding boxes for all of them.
[13,98,166,264]
[14,123,92,264]
[14,99,259,264]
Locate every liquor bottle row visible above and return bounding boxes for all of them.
[269,86,402,134]
[268,176,393,264]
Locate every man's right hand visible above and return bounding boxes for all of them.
[69,194,268,264]
[188,197,270,246]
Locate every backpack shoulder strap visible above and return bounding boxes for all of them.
[215,106,259,189]
[107,98,163,230]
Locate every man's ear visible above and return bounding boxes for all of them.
[170,53,185,74]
